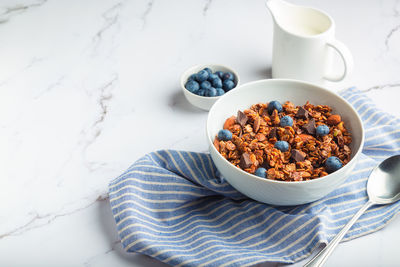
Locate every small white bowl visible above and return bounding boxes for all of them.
[207,79,364,206]
[180,64,240,111]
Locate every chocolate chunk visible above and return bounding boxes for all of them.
[236,110,248,127]
[296,107,309,120]
[291,149,306,162]
[260,160,270,169]
[302,118,316,135]
[239,152,252,169]
[268,127,277,139]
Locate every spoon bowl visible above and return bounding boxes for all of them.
[367,155,400,204]
[304,155,400,267]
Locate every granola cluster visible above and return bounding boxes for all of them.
[213,101,352,181]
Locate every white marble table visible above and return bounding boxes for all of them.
[1,0,400,266]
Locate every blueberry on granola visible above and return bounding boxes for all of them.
[254,167,267,178]
[280,115,293,127]
[274,140,289,152]
[215,100,352,181]
[325,156,343,173]
[268,100,283,114]
[218,129,232,141]
[316,125,330,137]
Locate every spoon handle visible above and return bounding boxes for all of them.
[303,200,374,267]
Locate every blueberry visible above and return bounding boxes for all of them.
[316,125,330,137]
[209,73,218,80]
[197,70,209,82]
[206,87,217,97]
[274,140,289,152]
[216,88,225,96]
[280,116,293,127]
[200,80,212,90]
[197,89,206,96]
[211,77,223,88]
[203,67,212,76]
[223,80,235,91]
[325,156,343,173]
[218,129,232,141]
[185,80,199,93]
[188,73,197,82]
[267,100,283,114]
[222,72,234,81]
[215,71,224,79]
[254,167,267,178]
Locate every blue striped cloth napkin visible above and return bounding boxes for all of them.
[109,87,400,267]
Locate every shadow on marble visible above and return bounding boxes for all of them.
[97,197,169,267]
[253,66,273,79]
[168,90,208,113]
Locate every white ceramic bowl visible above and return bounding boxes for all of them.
[207,79,364,206]
[180,64,240,111]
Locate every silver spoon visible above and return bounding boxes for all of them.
[304,155,400,267]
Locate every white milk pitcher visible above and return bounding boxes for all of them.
[266,0,353,84]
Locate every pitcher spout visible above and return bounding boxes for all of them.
[266,0,333,37]
[265,0,294,22]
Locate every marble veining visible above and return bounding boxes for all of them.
[140,0,154,29]
[83,240,120,267]
[0,0,47,23]
[203,0,213,16]
[34,75,65,99]
[362,82,400,93]
[1,0,400,266]
[0,57,45,88]
[82,75,118,149]
[0,194,108,240]
[385,24,400,50]
[92,2,124,49]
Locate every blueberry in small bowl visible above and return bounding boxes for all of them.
[181,64,240,111]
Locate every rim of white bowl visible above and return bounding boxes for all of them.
[207,78,365,184]
[180,63,241,99]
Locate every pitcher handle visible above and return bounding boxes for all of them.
[323,39,354,82]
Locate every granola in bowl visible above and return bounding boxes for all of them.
[213,100,352,181]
